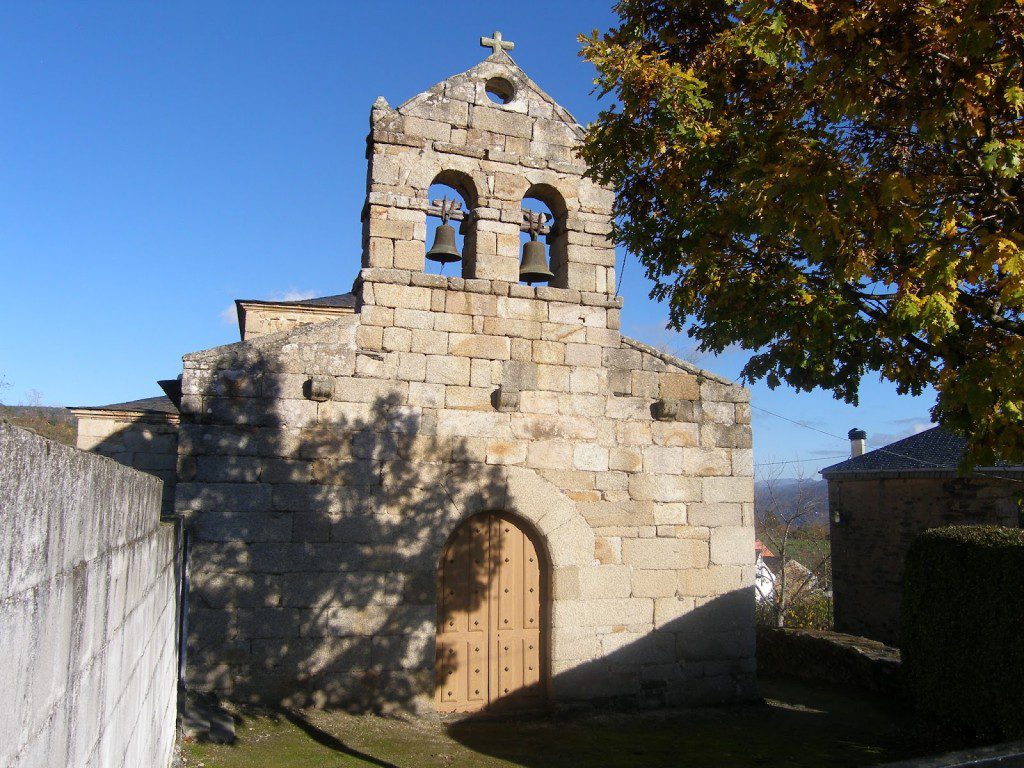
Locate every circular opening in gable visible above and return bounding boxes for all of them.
[485,77,515,105]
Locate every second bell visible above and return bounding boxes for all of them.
[519,235,554,284]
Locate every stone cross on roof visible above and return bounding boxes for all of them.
[480,30,514,55]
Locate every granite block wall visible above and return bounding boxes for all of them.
[176,275,757,711]
[173,49,758,714]
[76,414,180,516]
[828,474,1021,644]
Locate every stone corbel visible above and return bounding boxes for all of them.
[303,377,334,403]
[492,386,520,413]
[652,398,693,422]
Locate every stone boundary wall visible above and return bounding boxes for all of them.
[1,423,180,768]
[757,627,902,697]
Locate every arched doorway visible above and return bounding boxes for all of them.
[435,512,546,713]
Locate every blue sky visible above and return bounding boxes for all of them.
[0,1,935,478]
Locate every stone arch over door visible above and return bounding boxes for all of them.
[435,511,548,713]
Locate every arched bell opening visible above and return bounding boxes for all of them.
[434,511,549,714]
[520,184,569,288]
[427,170,479,279]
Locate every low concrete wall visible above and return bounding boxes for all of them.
[75,413,180,516]
[0,423,180,768]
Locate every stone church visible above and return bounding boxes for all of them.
[73,36,757,714]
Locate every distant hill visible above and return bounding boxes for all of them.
[0,405,76,446]
[754,477,830,528]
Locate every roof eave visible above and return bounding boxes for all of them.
[68,407,180,425]
[822,467,1024,480]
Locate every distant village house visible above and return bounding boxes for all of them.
[823,426,1023,645]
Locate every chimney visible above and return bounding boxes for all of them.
[848,428,867,458]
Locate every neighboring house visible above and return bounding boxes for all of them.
[754,540,776,602]
[822,426,1023,645]
[68,38,758,715]
[754,540,819,605]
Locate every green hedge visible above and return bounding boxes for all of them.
[755,592,833,631]
[901,525,1024,741]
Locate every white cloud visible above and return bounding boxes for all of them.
[218,288,321,325]
[274,288,319,302]
[219,303,239,325]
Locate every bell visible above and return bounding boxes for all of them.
[519,234,554,284]
[426,223,461,264]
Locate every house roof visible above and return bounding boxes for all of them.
[759,554,814,581]
[820,426,1023,477]
[236,293,356,309]
[755,539,776,559]
[69,395,179,416]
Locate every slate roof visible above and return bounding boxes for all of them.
[70,396,179,415]
[294,293,356,308]
[820,426,1022,476]
[237,293,355,308]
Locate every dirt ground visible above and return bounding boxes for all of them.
[182,676,924,768]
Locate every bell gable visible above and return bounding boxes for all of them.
[360,40,616,299]
[391,50,585,151]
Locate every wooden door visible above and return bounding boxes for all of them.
[435,513,543,713]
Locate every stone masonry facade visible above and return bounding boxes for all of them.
[827,474,1021,645]
[78,47,758,713]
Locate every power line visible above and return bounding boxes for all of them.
[754,454,848,468]
[626,283,1020,485]
[750,403,849,442]
[748,401,1024,485]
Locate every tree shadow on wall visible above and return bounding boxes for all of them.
[443,590,908,768]
[85,334,789,766]
[445,589,756,744]
[168,340,510,716]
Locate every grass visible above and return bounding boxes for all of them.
[182,676,923,768]
[785,536,830,570]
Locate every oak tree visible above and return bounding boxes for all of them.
[581,0,1024,464]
